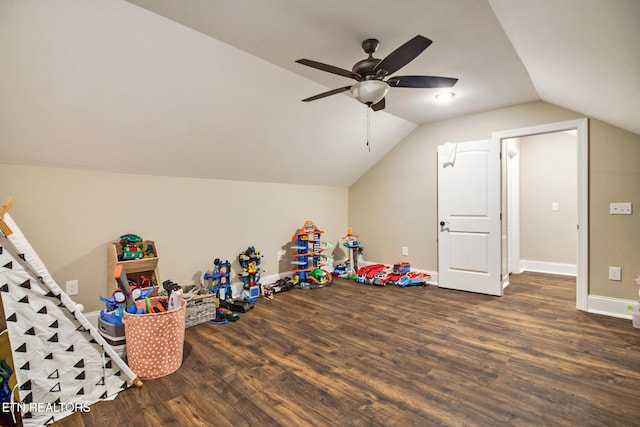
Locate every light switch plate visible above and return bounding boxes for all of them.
[610,202,632,215]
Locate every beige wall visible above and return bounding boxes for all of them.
[349,101,640,301]
[590,119,640,298]
[519,132,577,264]
[0,165,348,311]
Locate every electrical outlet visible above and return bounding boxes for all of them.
[402,246,409,257]
[66,279,79,295]
[277,250,285,261]
[552,202,559,211]
[608,266,621,281]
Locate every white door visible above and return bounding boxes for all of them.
[437,140,502,295]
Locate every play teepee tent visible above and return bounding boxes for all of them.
[0,198,140,426]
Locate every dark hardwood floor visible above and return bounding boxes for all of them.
[54,272,640,426]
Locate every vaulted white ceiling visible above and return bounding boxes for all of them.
[1,0,638,187]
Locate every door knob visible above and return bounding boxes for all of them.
[440,221,446,227]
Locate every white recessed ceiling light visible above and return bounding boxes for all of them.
[435,92,455,101]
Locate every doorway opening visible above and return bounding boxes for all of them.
[493,119,588,310]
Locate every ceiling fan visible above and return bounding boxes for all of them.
[296,35,458,111]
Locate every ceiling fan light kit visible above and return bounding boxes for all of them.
[296,35,458,112]
[435,91,455,101]
[350,80,390,105]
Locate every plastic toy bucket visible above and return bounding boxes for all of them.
[123,297,186,380]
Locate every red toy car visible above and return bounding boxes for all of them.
[356,264,387,284]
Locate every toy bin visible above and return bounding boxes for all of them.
[184,294,216,328]
[123,297,186,380]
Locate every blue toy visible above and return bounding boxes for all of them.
[204,258,232,290]
[0,360,13,403]
[100,265,154,324]
[291,221,333,289]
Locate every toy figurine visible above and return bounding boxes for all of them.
[118,234,143,260]
[143,243,155,258]
[238,247,265,298]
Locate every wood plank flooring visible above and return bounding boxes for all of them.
[53,272,640,426]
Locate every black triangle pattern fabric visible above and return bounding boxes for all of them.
[0,223,136,427]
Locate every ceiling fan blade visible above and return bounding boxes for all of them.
[387,75,458,88]
[296,59,361,80]
[374,35,432,77]
[371,98,386,111]
[371,98,385,111]
[301,86,352,102]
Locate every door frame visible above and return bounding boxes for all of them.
[493,118,588,311]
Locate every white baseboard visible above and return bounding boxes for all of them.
[520,260,576,276]
[587,294,635,319]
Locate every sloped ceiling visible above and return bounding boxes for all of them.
[489,0,640,137]
[1,0,638,188]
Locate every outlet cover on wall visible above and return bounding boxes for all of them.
[402,246,409,256]
[66,279,79,295]
[608,266,621,281]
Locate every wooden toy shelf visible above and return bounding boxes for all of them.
[107,240,160,295]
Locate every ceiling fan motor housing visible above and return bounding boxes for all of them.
[353,38,381,79]
[352,58,381,79]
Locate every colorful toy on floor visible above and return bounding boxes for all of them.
[212,281,251,317]
[204,258,254,313]
[267,276,299,293]
[372,267,393,286]
[239,246,266,299]
[356,263,387,284]
[290,220,333,289]
[384,262,411,286]
[204,258,232,290]
[396,271,431,287]
[334,227,362,280]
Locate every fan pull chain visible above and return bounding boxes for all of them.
[366,105,371,152]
